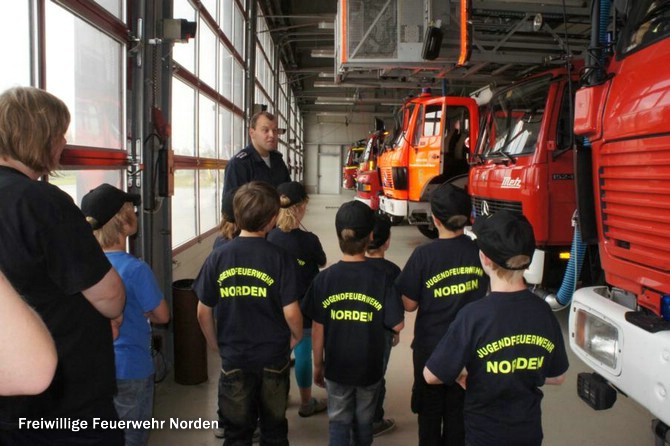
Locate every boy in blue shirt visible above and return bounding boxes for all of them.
[82,183,170,446]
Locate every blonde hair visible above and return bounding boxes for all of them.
[276,197,308,232]
[89,202,135,249]
[489,254,531,280]
[217,217,239,240]
[0,87,70,174]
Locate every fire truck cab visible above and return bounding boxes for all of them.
[378,88,478,237]
[469,65,579,292]
[568,0,670,433]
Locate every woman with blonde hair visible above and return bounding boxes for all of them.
[267,181,327,417]
[0,86,125,445]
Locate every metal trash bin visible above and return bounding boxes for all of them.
[172,279,208,385]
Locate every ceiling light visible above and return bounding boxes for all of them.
[311,49,335,58]
[318,21,335,29]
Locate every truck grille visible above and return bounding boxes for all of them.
[600,138,670,271]
[381,168,393,189]
[472,197,523,217]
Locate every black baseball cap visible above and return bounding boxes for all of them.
[277,181,307,208]
[81,183,140,230]
[430,182,471,222]
[472,210,535,270]
[335,200,375,239]
[368,214,392,250]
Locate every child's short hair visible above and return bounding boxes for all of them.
[367,214,391,252]
[335,201,375,255]
[233,181,280,232]
[430,182,471,230]
[0,87,70,174]
[90,202,136,249]
[276,181,308,232]
[81,183,141,249]
[472,210,535,272]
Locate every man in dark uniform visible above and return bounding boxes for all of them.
[424,211,569,446]
[222,111,291,201]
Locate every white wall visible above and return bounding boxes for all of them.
[172,233,217,282]
[303,113,380,194]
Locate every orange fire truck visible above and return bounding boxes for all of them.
[377,88,479,237]
[568,0,670,437]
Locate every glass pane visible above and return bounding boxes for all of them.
[173,0,196,71]
[423,105,442,137]
[50,170,124,206]
[172,79,196,156]
[233,61,244,108]
[219,43,233,99]
[219,107,234,159]
[46,3,124,150]
[93,0,123,20]
[198,20,217,88]
[172,170,196,246]
[201,0,217,18]
[221,0,233,38]
[0,2,31,91]
[199,169,218,232]
[199,94,216,158]
[233,5,245,55]
[233,114,245,152]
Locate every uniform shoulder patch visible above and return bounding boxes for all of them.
[235,151,248,159]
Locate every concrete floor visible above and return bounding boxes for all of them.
[150,191,656,445]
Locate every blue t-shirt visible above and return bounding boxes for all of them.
[396,235,489,353]
[107,252,163,380]
[426,290,570,446]
[194,236,300,369]
[302,260,404,386]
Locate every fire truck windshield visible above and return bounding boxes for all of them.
[479,75,550,159]
[619,0,670,56]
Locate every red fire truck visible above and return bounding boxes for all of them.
[342,139,366,190]
[569,0,670,436]
[468,64,580,294]
[377,88,479,237]
[354,118,386,210]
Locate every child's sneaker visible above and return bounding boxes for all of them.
[298,397,327,417]
[372,418,396,437]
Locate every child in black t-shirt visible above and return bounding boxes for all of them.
[396,182,489,446]
[302,201,404,446]
[424,210,569,446]
[365,214,401,437]
[267,181,327,418]
[194,181,303,445]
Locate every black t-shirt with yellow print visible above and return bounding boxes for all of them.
[396,235,489,353]
[302,260,404,386]
[426,290,570,446]
[194,236,300,369]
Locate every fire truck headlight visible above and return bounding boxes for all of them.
[574,309,620,369]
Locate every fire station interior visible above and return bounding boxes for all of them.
[154,2,658,445]
[6,0,664,444]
